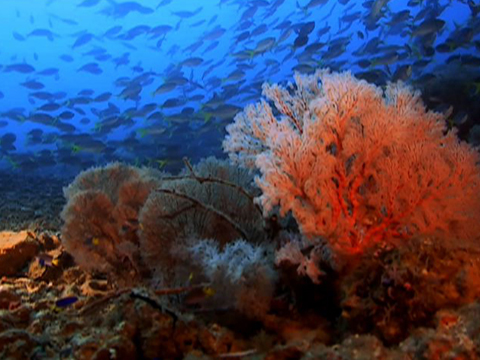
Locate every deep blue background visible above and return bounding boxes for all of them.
[0,0,478,178]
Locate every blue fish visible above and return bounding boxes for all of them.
[73,33,94,48]
[55,296,78,308]
[78,0,101,7]
[4,63,35,73]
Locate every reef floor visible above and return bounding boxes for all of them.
[1,172,480,359]
[0,229,479,359]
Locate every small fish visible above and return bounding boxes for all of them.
[161,98,182,108]
[296,21,315,36]
[180,57,203,67]
[171,6,202,19]
[156,0,173,8]
[371,51,399,66]
[78,89,94,96]
[37,68,59,76]
[78,0,101,7]
[94,92,112,102]
[254,37,276,54]
[316,24,331,38]
[73,33,94,48]
[293,34,309,48]
[78,62,102,74]
[297,0,329,12]
[148,25,173,39]
[411,18,445,38]
[59,54,74,62]
[37,253,59,267]
[152,82,177,97]
[203,287,215,297]
[28,28,56,41]
[30,91,55,101]
[251,24,268,37]
[183,285,216,306]
[203,26,226,41]
[392,64,412,82]
[12,32,25,41]
[101,1,154,18]
[118,84,142,100]
[468,0,480,17]
[55,296,78,308]
[153,159,168,169]
[4,63,35,73]
[461,55,480,67]
[103,25,123,38]
[58,111,75,120]
[447,111,468,130]
[20,80,45,90]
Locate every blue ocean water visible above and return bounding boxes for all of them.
[0,0,478,178]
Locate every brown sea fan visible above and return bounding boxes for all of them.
[138,157,264,285]
[61,162,161,285]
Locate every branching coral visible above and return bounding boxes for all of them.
[60,158,276,318]
[185,238,277,318]
[223,69,480,255]
[61,158,267,289]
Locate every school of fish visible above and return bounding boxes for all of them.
[0,0,479,176]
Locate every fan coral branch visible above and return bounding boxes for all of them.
[223,69,480,255]
[155,188,250,241]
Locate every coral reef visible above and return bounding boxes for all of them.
[60,158,267,294]
[11,69,475,359]
[223,69,480,256]
[2,231,480,359]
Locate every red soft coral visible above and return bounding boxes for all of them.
[223,69,480,255]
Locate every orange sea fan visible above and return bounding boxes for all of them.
[223,69,480,254]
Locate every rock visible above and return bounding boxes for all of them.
[0,231,39,276]
[36,232,61,251]
[27,258,47,280]
[198,323,238,355]
[0,329,39,358]
[80,279,111,297]
[0,288,21,309]
[28,248,70,282]
[11,304,32,325]
[73,337,101,360]
[93,336,137,360]
[60,321,83,338]
[62,266,88,286]
[265,345,304,360]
